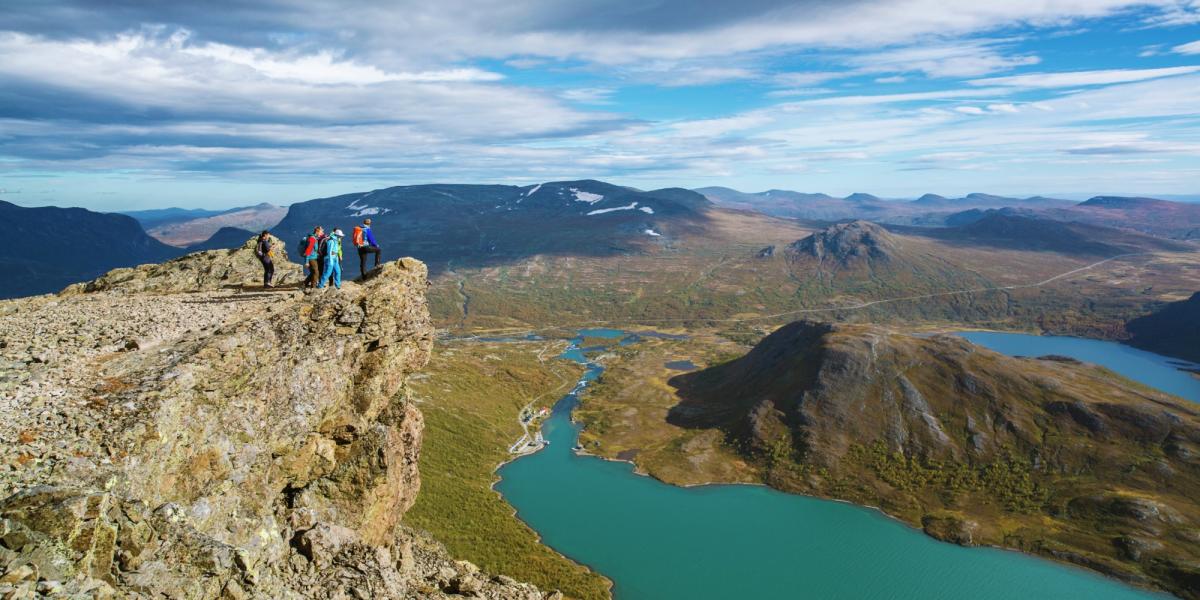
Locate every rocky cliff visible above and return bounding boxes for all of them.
[0,248,550,598]
[668,321,1200,598]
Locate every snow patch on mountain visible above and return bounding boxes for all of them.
[352,207,388,217]
[525,184,542,197]
[571,188,604,204]
[346,198,368,210]
[644,228,661,237]
[639,206,655,214]
[587,202,638,216]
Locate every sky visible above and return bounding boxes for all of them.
[1,1,1199,210]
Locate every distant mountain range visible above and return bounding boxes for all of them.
[5,179,1198,319]
[121,207,230,228]
[183,226,256,252]
[1,200,183,299]
[695,187,1200,239]
[123,203,287,247]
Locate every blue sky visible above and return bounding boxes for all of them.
[1,0,1199,210]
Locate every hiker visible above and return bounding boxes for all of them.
[301,226,323,288]
[255,230,275,288]
[353,218,382,278]
[315,227,330,285]
[318,228,344,289]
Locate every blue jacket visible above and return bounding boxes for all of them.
[325,235,342,260]
[363,226,378,247]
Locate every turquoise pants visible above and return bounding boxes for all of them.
[318,259,341,288]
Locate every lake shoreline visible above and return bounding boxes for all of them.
[488,327,1184,599]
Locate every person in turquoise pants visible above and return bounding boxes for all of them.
[318,228,344,289]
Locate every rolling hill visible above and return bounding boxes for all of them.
[916,212,1194,256]
[1045,197,1200,240]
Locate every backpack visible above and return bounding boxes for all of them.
[318,236,330,258]
[297,236,311,257]
[352,226,364,247]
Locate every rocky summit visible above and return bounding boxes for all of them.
[0,250,552,598]
[61,234,302,295]
[788,220,898,264]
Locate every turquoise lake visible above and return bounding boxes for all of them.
[957,331,1199,403]
[495,329,1185,599]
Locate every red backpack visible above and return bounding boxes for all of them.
[352,226,365,247]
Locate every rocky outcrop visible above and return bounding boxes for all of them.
[61,234,301,295]
[0,256,550,598]
[788,220,898,264]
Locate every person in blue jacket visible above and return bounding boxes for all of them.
[353,218,382,277]
[318,228,344,289]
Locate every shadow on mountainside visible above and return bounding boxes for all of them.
[665,321,830,445]
[272,181,715,277]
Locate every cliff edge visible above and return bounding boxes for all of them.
[0,248,550,599]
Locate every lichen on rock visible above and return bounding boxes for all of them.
[0,254,552,599]
[61,234,302,295]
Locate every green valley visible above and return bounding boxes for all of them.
[405,338,608,599]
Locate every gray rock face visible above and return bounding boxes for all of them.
[0,257,550,599]
[61,234,301,295]
[789,220,898,264]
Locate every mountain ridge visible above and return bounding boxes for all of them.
[661,321,1200,598]
[0,199,184,299]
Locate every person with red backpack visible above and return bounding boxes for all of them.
[353,218,381,278]
[315,227,330,285]
[301,226,323,289]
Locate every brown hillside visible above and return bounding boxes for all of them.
[668,321,1200,598]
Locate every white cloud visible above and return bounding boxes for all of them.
[849,40,1040,78]
[773,72,845,86]
[766,87,835,98]
[969,65,1200,88]
[1174,40,1200,55]
[560,88,615,104]
[0,30,609,141]
[1141,0,1200,26]
[4,0,1200,199]
[180,39,503,84]
[669,113,774,137]
[632,64,759,86]
[797,87,1012,106]
[322,0,1188,66]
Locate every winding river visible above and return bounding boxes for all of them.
[496,329,1194,599]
